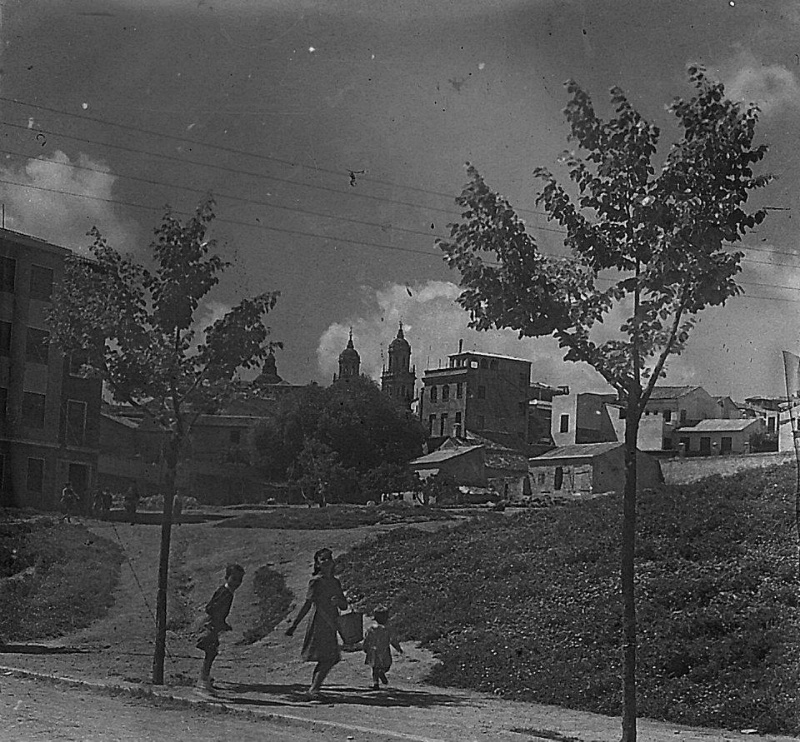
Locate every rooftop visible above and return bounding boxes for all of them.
[410,445,484,466]
[531,442,624,461]
[679,419,761,433]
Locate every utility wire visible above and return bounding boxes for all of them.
[1,143,797,272]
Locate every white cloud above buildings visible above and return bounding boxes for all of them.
[0,150,136,253]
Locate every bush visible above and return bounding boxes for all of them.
[338,463,800,733]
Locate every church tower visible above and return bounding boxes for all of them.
[381,322,416,407]
[334,330,361,382]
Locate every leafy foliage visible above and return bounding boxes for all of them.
[339,464,799,733]
[438,67,770,412]
[254,375,426,491]
[47,198,280,436]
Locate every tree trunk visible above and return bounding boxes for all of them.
[152,438,178,685]
[621,415,639,742]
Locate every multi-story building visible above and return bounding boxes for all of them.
[0,229,102,510]
[419,350,533,443]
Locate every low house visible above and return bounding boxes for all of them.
[458,431,532,499]
[409,444,487,487]
[528,442,662,496]
[673,418,763,456]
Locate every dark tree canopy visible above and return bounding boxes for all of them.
[255,376,426,481]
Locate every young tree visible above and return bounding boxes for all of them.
[47,198,280,684]
[437,68,770,742]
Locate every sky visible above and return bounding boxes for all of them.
[1,0,799,400]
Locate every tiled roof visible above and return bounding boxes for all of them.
[648,386,699,400]
[531,442,623,461]
[411,445,484,466]
[679,419,761,433]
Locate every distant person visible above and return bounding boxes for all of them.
[60,482,78,523]
[285,548,348,701]
[101,489,113,518]
[195,563,245,696]
[92,488,105,519]
[363,605,403,690]
[173,494,183,525]
[123,487,140,525]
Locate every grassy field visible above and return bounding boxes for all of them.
[338,463,800,734]
[217,503,453,530]
[0,517,124,641]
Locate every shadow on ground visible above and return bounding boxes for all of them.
[0,644,89,655]
[220,681,466,708]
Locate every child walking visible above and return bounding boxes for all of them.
[363,605,403,690]
[196,563,245,695]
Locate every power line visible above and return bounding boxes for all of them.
[1,143,794,274]
[1,178,797,299]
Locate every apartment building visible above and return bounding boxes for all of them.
[419,350,533,443]
[0,229,101,510]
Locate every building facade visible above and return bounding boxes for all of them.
[0,229,102,510]
[419,350,532,443]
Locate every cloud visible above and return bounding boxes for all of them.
[317,279,611,393]
[0,150,136,253]
[317,273,797,401]
[719,54,800,116]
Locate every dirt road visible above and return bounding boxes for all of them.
[0,673,404,742]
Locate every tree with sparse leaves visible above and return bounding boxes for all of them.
[437,68,771,742]
[47,198,280,685]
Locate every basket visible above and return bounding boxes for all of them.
[337,610,364,645]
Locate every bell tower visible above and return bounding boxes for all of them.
[334,329,360,382]
[381,322,415,407]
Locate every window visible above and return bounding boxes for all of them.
[440,413,448,437]
[679,409,687,423]
[26,327,50,364]
[470,360,478,368]
[663,410,672,422]
[554,466,564,490]
[22,392,46,428]
[0,321,10,357]
[560,414,570,434]
[29,264,54,301]
[65,399,87,446]
[456,383,463,399]
[0,256,15,293]
[490,359,498,370]
[442,384,450,401]
[230,429,241,444]
[477,385,486,399]
[480,358,488,369]
[619,407,626,420]
[69,350,89,376]
[430,385,438,402]
[455,412,462,425]
[26,458,44,494]
[428,414,436,435]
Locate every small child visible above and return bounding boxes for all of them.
[363,605,403,690]
[196,563,245,695]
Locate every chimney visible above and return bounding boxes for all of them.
[458,338,463,353]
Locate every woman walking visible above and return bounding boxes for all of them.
[285,548,348,701]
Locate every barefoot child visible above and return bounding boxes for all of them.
[363,605,403,690]
[196,563,245,695]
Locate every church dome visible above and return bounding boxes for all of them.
[339,335,360,364]
[389,324,410,353]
